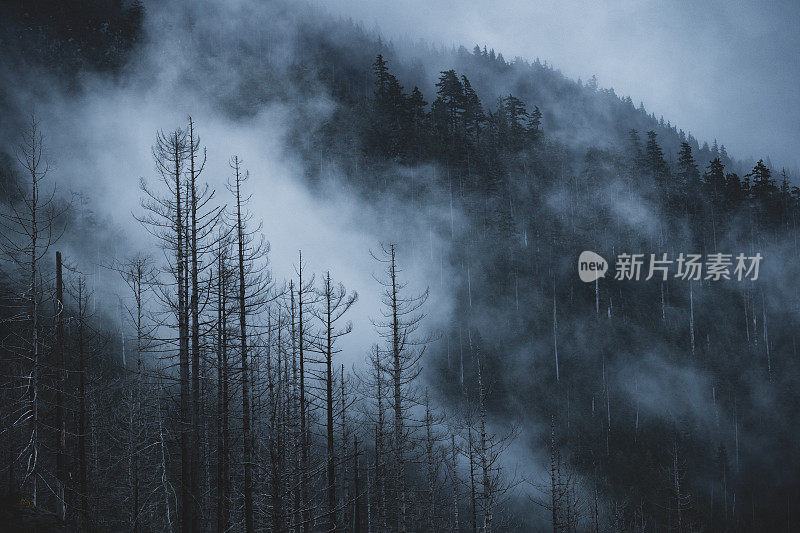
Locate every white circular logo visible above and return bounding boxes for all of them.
[578,251,607,282]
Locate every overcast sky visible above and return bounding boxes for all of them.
[323,0,799,170]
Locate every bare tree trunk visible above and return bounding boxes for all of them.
[326,286,337,531]
[553,284,559,382]
[550,417,559,533]
[233,158,255,533]
[341,364,349,519]
[451,434,459,532]
[168,131,192,533]
[468,424,478,533]
[28,138,40,508]
[297,253,309,533]
[77,279,89,529]
[290,282,300,531]
[268,310,284,531]
[425,390,436,531]
[55,251,66,521]
[216,247,229,533]
[374,348,386,531]
[478,359,492,533]
[353,435,362,532]
[188,117,202,533]
[389,246,407,532]
[132,260,147,533]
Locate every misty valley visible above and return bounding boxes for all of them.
[1,1,799,532]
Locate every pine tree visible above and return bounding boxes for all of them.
[676,142,699,184]
[461,76,484,138]
[627,129,644,169]
[434,70,464,136]
[676,142,701,215]
[371,55,408,157]
[645,130,669,188]
[704,158,726,197]
[528,105,542,134]
[372,54,391,96]
[747,159,775,199]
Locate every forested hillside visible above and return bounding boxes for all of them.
[1,1,799,532]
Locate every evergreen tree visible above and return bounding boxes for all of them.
[676,142,700,213]
[371,55,408,158]
[725,172,746,206]
[704,158,725,189]
[676,142,699,184]
[461,76,484,138]
[434,70,464,135]
[408,86,427,129]
[500,94,528,149]
[372,54,391,96]
[719,144,729,162]
[627,129,643,168]
[747,159,776,199]
[704,157,726,211]
[528,105,542,133]
[645,130,669,188]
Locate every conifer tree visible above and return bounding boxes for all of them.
[435,70,464,135]
[645,130,670,189]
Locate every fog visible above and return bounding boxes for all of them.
[0,9,454,371]
[1,0,798,529]
[323,0,800,170]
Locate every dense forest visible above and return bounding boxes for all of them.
[1,1,799,532]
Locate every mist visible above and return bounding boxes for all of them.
[322,0,800,171]
[1,0,798,530]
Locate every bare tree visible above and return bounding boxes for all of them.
[54,251,66,520]
[294,251,317,532]
[185,117,224,532]
[112,254,158,531]
[71,276,90,529]
[371,243,434,532]
[213,237,233,532]
[422,388,446,530]
[530,415,581,533]
[360,344,388,531]
[311,271,357,531]
[227,155,271,533]
[0,116,66,506]
[137,126,195,531]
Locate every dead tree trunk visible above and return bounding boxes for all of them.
[76,278,89,529]
[326,300,337,531]
[469,423,478,533]
[188,117,204,532]
[297,252,309,533]
[353,435,362,532]
[216,243,229,533]
[314,271,357,531]
[232,157,255,533]
[55,251,66,520]
[451,434,459,532]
